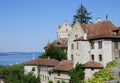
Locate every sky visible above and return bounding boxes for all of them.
[0,0,120,52]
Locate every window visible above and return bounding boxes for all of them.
[91,68,94,71]
[77,42,79,49]
[66,29,68,31]
[119,51,120,57]
[98,41,102,49]
[119,72,120,77]
[57,80,60,83]
[57,71,60,76]
[57,42,60,45]
[99,54,102,61]
[91,55,94,61]
[71,54,74,60]
[114,42,118,49]
[68,34,70,36]
[32,67,35,71]
[65,23,67,26]
[75,35,78,39]
[71,44,74,49]
[91,42,94,49]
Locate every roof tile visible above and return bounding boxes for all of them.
[24,58,59,67]
[84,61,103,69]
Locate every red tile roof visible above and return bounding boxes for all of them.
[84,61,103,69]
[24,58,59,67]
[51,60,74,72]
[75,21,120,41]
[45,38,68,49]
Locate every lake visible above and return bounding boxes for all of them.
[0,52,42,66]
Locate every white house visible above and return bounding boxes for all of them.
[24,20,120,82]
[67,20,120,79]
[24,58,73,83]
[24,58,59,83]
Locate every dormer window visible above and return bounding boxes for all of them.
[113,29,119,36]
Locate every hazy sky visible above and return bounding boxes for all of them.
[0,0,120,52]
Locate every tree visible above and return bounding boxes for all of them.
[73,4,92,24]
[39,44,67,61]
[48,80,53,83]
[0,64,40,83]
[69,63,85,83]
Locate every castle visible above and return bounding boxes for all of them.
[24,19,120,83]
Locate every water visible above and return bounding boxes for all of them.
[0,52,42,66]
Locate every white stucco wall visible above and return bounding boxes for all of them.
[24,65,54,83]
[24,65,38,77]
[90,39,113,67]
[74,41,90,65]
[54,71,70,83]
[85,68,100,80]
[67,21,85,62]
[40,66,55,83]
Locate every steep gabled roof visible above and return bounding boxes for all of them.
[82,21,116,36]
[24,58,59,67]
[74,20,120,41]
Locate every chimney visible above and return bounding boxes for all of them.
[83,28,88,40]
[95,18,102,23]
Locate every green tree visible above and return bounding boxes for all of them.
[39,44,67,61]
[73,4,92,24]
[0,64,40,83]
[69,63,85,83]
[48,80,53,83]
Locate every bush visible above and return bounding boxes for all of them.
[106,60,117,68]
[48,80,53,83]
[69,63,85,83]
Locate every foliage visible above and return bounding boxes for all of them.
[106,60,117,68]
[0,64,40,83]
[73,4,92,24]
[57,80,60,83]
[39,44,67,61]
[38,53,48,59]
[48,80,53,83]
[69,63,85,83]
[62,80,66,83]
[86,68,114,83]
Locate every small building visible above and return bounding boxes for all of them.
[24,58,59,83]
[84,61,103,80]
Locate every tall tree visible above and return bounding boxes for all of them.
[73,4,92,24]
